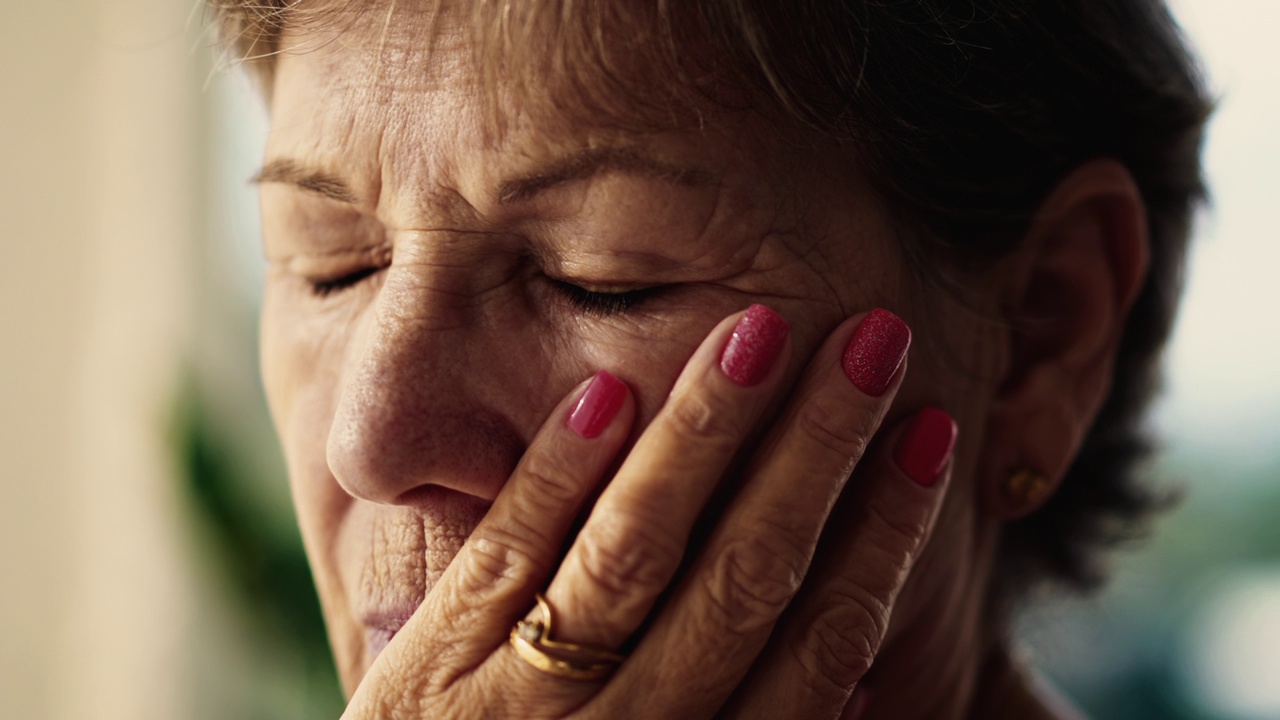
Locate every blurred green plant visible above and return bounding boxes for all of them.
[172,378,345,718]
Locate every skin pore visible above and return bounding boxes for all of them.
[248,2,1126,717]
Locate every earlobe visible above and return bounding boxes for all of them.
[980,159,1149,519]
[981,367,1075,519]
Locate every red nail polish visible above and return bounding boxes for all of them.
[567,371,627,439]
[842,309,911,396]
[719,304,790,387]
[893,407,957,487]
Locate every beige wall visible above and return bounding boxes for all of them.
[0,1,200,717]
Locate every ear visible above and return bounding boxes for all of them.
[980,159,1149,519]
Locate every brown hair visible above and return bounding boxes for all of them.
[210,0,1211,609]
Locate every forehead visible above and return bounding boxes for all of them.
[269,4,481,196]
[267,0,790,225]
[269,0,714,140]
[275,3,472,106]
[268,0,716,124]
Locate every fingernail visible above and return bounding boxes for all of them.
[719,304,790,386]
[893,407,957,487]
[842,309,911,396]
[567,370,627,439]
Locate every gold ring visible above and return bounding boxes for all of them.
[508,594,624,681]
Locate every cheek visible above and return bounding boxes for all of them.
[260,281,349,426]
[902,303,1003,430]
[261,290,369,682]
[260,283,357,537]
[889,303,1003,573]
[554,293,768,431]
[572,320,713,423]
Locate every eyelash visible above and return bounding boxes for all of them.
[305,267,659,317]
[309,266,382,297]
[548,279,660,317]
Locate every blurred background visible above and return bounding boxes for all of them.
[0,0,1276,717]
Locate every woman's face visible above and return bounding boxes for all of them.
[259,3,1002,691]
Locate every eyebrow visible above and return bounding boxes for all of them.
[250,159,359,204]
[250,146,717,207]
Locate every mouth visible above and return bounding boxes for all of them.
[363,603,422,660]
[345,488,495,664]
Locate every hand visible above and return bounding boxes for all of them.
[341,306,954,719]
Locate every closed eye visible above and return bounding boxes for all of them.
[548,279,662,317]
[310,266,383,297]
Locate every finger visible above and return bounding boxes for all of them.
[594,309,913,718]
[725,406,957,719]
[347,371,635,712]
[540,304,794,656]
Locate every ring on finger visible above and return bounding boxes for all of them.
[509,594,625,681]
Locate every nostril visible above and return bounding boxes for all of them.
[393,483,482,510]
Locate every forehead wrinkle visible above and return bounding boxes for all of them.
[377,129,485,230]
[495,145,718,205]
[274,3,744,236]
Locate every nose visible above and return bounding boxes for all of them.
[325,239,529,505]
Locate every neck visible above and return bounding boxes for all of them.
[856,580,993,720]
[854,514,998,720]
[856,600,1083,720]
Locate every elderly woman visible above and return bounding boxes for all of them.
[211,0,1209,717]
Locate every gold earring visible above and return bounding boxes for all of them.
[1002,468,1050,509]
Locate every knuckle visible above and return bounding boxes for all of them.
[459,522,543,590]
[666,390,746,450]
[865,501,930,557]
[793,590,887,694]
[575,514,682,597]
[795,392,875,464]
[847,508,920,601]
[518,449,589,506]
[703,530,809,636]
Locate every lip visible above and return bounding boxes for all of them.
[362,602,422,660]
[344,488,494,663]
